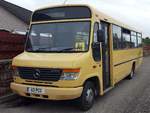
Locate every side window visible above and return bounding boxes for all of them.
[137,33,142,47]
[112,25,122,49]
[131,31,137,48]
[122,29,131,49]
[93,23,99,42]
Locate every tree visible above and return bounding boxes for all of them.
[145,37,150,39]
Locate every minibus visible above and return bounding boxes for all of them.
[11,4,143,111]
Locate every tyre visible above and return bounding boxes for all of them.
[127,65,135,79]
[77,81,95,111]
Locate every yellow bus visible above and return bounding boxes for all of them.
[11,4,143,111]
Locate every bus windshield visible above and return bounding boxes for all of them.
[26,21,91,53]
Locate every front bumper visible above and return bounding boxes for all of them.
[11,82,83,100]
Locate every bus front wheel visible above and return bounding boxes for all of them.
[77,81,95,111]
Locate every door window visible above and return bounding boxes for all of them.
[93,22,99,42]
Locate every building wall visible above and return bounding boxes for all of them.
[0,5,28,32]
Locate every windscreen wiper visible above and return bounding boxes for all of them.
[58,48,74,52]
[27,47,51,52]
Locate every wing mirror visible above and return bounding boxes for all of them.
[25,28,29,37]
[97,30,105,42]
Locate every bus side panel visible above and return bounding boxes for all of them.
[113,48,142,84]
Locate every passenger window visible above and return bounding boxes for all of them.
[93,23,99,42]
[131,31,138,48]
[112,25,122,49]
[122,29,131,49]
[137,33,142,47]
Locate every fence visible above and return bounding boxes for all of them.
[0,60,12,96]
[143,45,150,56]
[0,30,26,59]
[0,30,26,97]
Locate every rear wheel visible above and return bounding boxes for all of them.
[77,81,95,111]
[127,64,135,79]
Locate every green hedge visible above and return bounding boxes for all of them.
[143,37,150,45]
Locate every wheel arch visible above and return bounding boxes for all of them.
[132,61,136,71]
[83,76,101,96]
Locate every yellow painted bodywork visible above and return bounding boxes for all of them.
[11,4,143,101]
[113,48,143,83]
[12,50,103,100]
[12,51,102,88]
[11,83,83,100]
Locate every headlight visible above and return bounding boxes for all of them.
[12,66,19,76]
[60,69,80,80]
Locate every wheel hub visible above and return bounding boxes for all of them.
[85,88,94,104]
[131,70,134,77]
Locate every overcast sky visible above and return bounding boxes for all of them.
[6,0,150,37]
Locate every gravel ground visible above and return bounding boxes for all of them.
[0,57,150,113]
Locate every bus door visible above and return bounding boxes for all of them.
[101,22,111,90]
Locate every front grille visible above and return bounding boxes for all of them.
[18,67,62,81]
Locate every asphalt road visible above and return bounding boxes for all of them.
[0,57,150,113]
